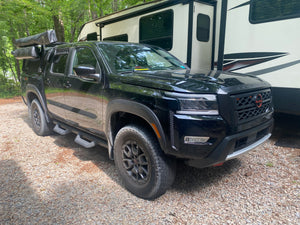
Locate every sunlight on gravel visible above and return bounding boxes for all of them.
[0,102,299,224]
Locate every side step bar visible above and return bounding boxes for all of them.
[75,134,95,148]
[52,122,108,149]
[53,124,71,135]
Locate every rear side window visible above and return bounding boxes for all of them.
[52,54,68,74]
[139,10,173,51]
[250,0,300,24]
[23,59,41,74]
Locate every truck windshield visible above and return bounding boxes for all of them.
[97,43,187,73]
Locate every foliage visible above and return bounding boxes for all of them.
[0,73,21,98]
[0,0,152,98]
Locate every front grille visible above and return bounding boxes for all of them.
[233,89,272,124]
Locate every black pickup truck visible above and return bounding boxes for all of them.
[13,30,273,199]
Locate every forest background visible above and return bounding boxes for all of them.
[0,0,152,98]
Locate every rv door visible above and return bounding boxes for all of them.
[191,2,214,71]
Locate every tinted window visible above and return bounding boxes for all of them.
[250,0,300,23]
[197,14,210,42]
[73,48,98,68]
[72,47,100,74]
[23,59,41,74]
[103,34,128,42]
[139,10,173,51]
[52,54,68,74]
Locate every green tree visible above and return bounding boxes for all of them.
[0,0,154,98]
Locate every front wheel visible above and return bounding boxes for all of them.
[114,125,176,200]
[30,99,52,136]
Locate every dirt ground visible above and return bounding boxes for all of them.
[0,99,299,224]
[0,97,23,105]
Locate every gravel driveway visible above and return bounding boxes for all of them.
[0,100,299,224]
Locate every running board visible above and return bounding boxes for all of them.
[53,124,71,135]
[75,134,95,148]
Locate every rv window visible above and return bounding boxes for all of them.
[103,34,128,42]
[139,10,173,51]
[250,0,300,23]
[87,32,98,41]
[197,14,210,42]
[52,54,68,74]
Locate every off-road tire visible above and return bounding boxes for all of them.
[30,99,52,136]
[114,125,176,200]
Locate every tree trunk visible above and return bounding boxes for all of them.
[53,14,65,42]
[9,20,21,82]
[112,0,119,12]
[89,0,98,19]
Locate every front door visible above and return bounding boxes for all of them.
[64,46,104,135]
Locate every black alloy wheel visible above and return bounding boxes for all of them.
[114,125,176,200]
[30,99,52,136]
[121,140,150,184]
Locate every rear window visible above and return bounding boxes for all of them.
[250,0,300,23]
[52,54,68,74]
[23,59,41,74]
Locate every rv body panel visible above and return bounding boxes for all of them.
[78,0,300,115]
[224,0,300,114]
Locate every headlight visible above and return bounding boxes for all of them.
[166,93,219,115]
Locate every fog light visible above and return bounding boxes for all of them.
[184,136,210,144]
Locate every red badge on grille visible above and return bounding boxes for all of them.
[255,94,263,108]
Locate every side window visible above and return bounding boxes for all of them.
[52,53,68,74]
[103,34,128,42]
[197,14,210,42]
[72,47,100,73]
[23,59,41,74]
[250,0,300,24]
[139,10,173,51]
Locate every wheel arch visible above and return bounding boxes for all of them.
[106,99,167,160]
[26,84,50,123]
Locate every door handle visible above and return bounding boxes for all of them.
[64,81,72,88]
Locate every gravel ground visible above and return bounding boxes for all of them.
[0,101,299,224]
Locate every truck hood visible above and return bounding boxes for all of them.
[118,69,270,94]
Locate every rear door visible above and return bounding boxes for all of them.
[191,2,214,71]
[44,48,70,120]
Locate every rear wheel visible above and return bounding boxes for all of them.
[114,125,176,200]
[30,99,52,136]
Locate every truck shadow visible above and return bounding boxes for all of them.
[0,160,86,224]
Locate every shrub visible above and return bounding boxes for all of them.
[0,74,21,98]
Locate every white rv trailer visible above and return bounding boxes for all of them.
[78,0,300,115]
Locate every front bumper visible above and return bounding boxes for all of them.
[184,118,273,168]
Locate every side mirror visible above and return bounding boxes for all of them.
[73,65,100,82]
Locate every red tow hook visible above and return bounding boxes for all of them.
[213,162,224,167]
